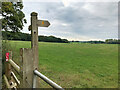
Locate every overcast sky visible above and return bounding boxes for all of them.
[22,0,118,41]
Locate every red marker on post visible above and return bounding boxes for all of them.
[6,52,9,62]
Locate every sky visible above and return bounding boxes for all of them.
[22,0,118,41]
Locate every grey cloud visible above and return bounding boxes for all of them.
[22,2,118,40]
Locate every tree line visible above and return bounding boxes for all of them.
[2,31,69,43]
[2,31,119,44]
[71,40,105,44]
[71,39,120,44]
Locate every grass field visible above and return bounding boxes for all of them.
[7,41,118,88]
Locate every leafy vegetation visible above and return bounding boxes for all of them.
[71,40,105,44]
[2,2,27,32]
[71,39,120,44]
[8,41,118,88]
[105,39,120,44]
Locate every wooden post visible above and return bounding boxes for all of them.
[5,51,12,81]
[19,12,39,88]
[20,48,33,88]
[31,12,39,87]
[19,12,50,88]
[0,6,2,89]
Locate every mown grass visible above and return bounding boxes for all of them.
[8,40,118,88]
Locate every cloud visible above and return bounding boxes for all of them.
[23,0,119,2]
[22,1,118,40]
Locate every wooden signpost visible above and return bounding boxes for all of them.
[22,12,50,88]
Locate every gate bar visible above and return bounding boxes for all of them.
[34,70,64,90]
[33,73,37,88]
[11,71,20,85]
[8,59,20,73]
[3,75,11,88]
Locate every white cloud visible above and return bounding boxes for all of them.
[98,24,103,27]
[62,0,70,7]
[61,23,69,26]
[82,3,95,13]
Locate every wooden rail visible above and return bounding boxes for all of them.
[3,75,11,88]
[8,59,20,73]
[11,71,20,85]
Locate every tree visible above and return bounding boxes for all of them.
[105,39,119,44]
[2,2,27,32]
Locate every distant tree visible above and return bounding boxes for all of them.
[62,39,69,43]
[2,2,27,32]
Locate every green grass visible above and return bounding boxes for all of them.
[8,41,118,88]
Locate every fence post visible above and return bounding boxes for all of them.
[20,48,33,88]
[5,51,12,81]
